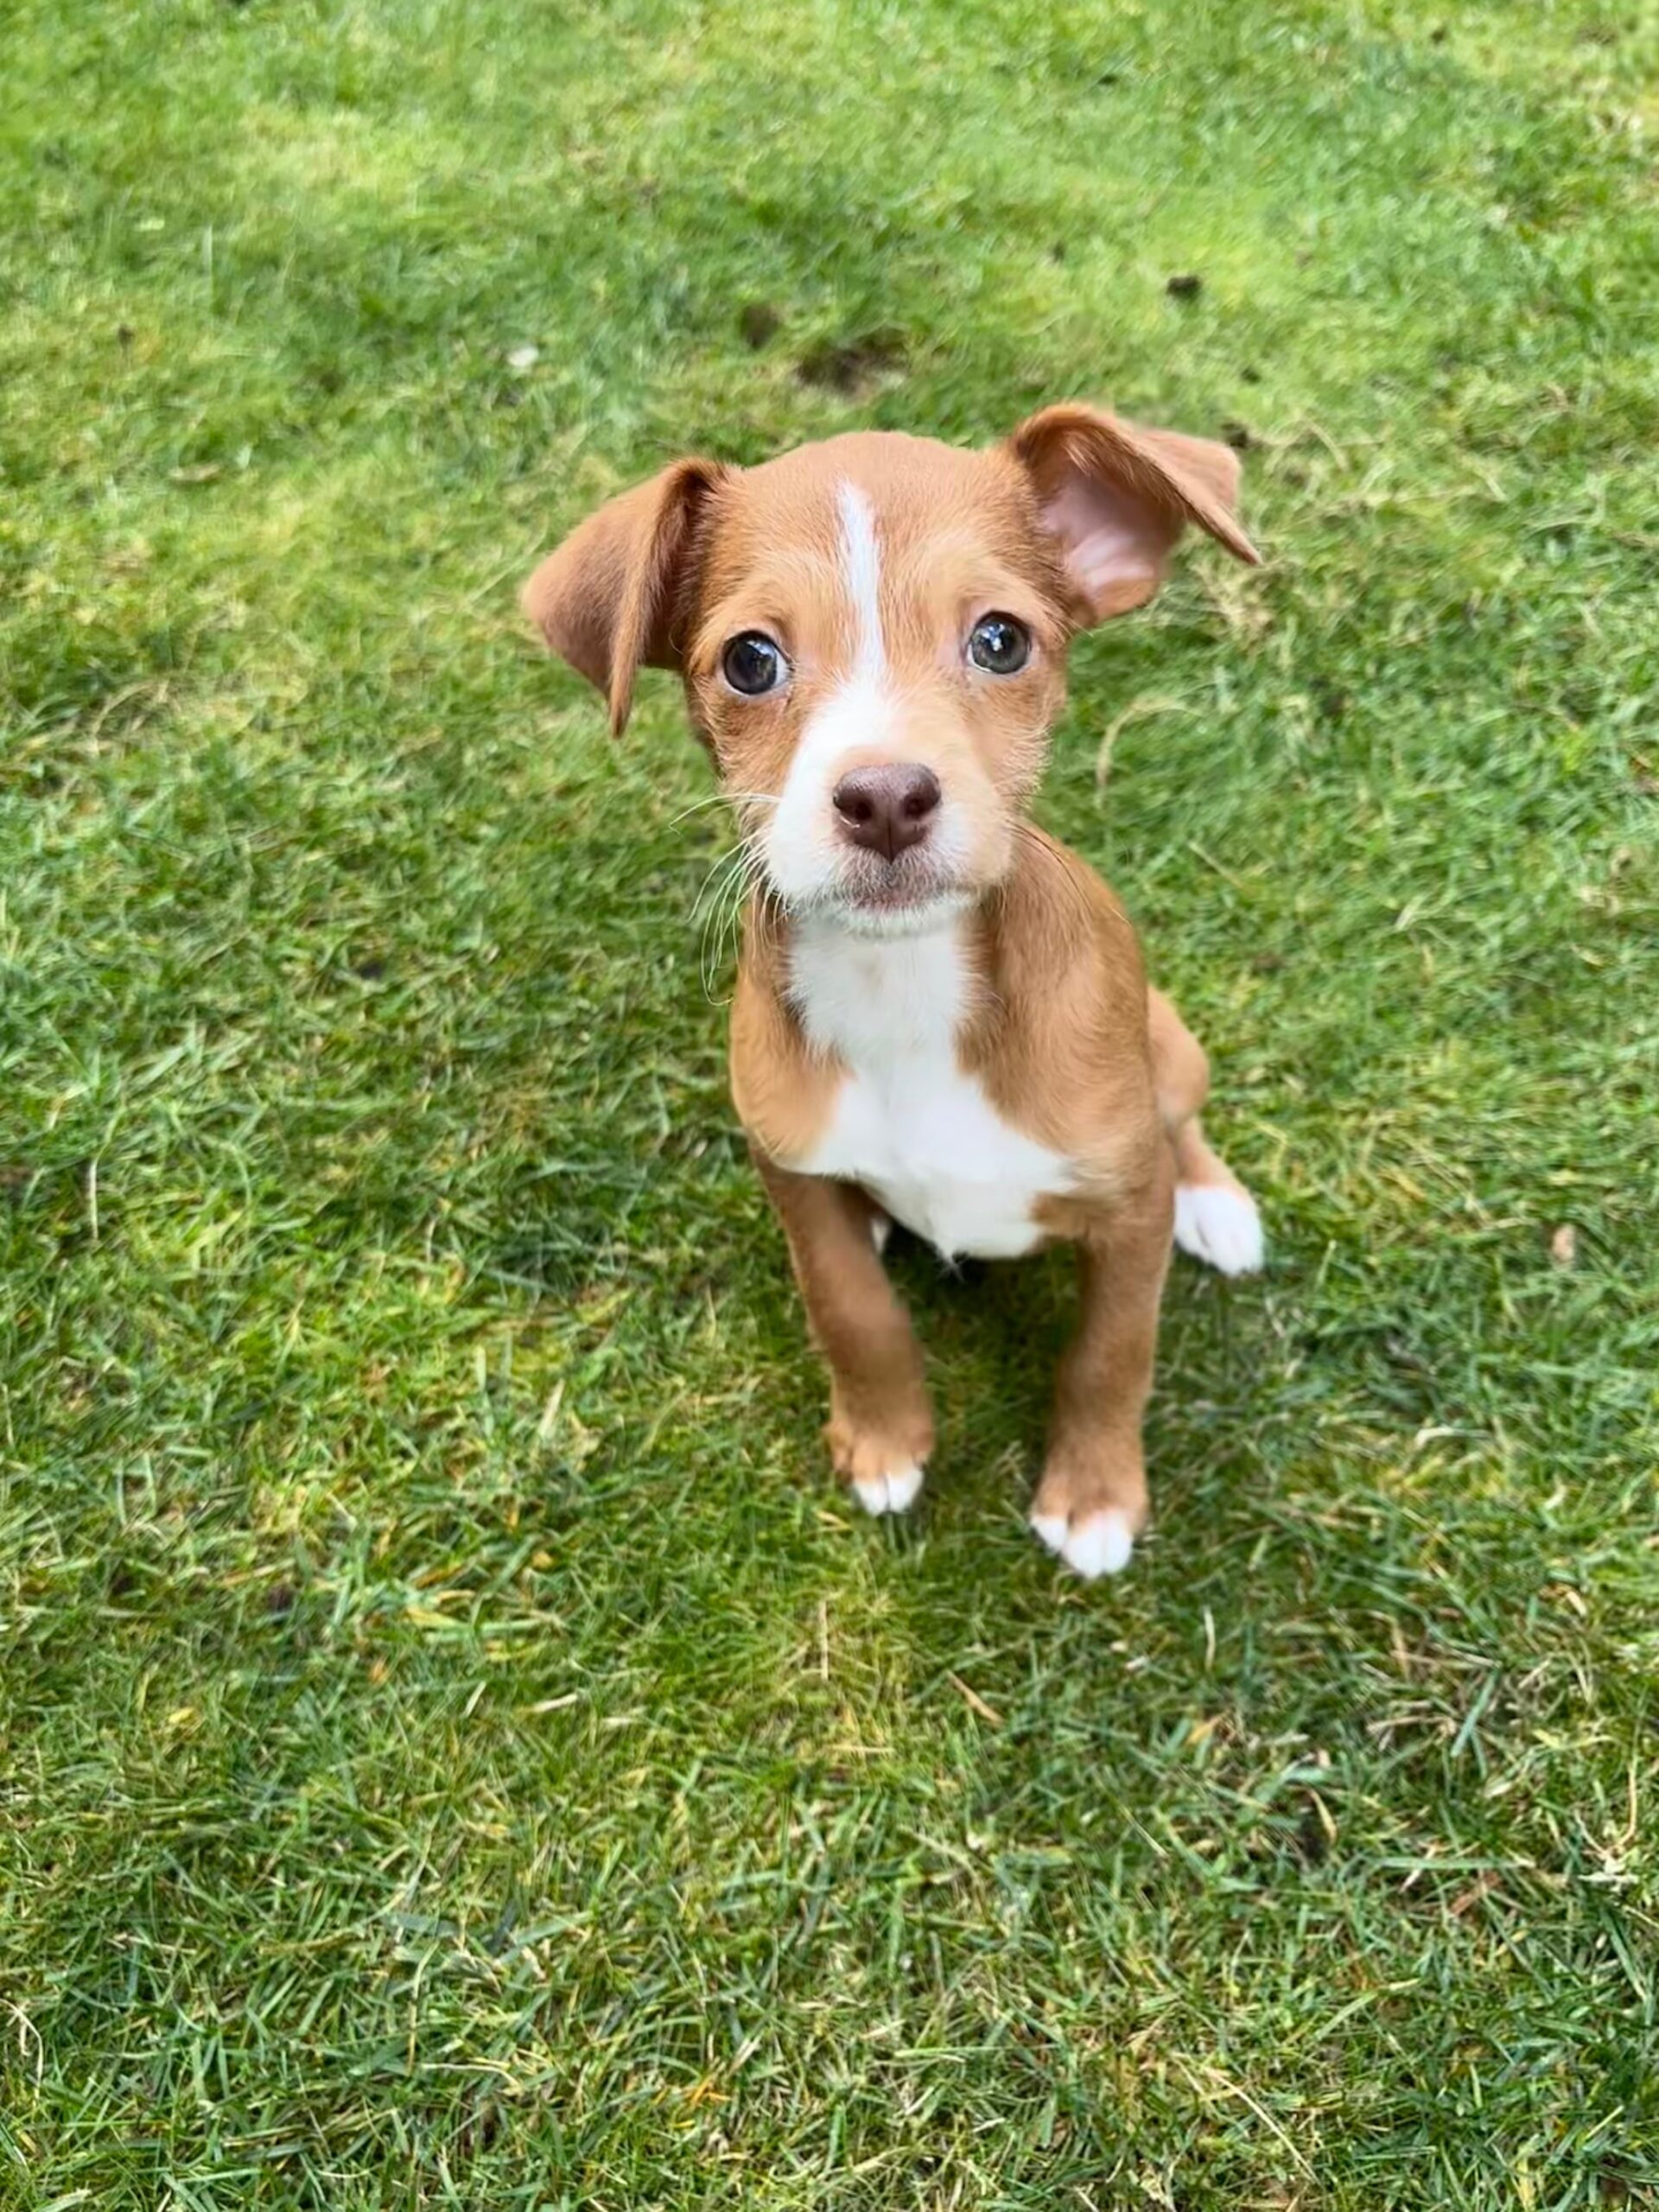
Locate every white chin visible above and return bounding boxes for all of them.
[800,887,976,939]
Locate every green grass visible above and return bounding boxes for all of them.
[3,0,1657,2202]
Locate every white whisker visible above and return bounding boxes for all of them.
[667,788,780,828]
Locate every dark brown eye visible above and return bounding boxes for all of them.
[721,632,787,696]
[968,613,1032,675]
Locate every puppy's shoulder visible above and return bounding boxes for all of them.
[985,828,1147,1017]
[729,899,838,1166]
[967,830,1157,1176]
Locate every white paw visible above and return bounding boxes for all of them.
[1030,1507,1135,1580]
[853,1460,924,1516]
[869,1211,892,1255]
[1174,1183,1263,1276]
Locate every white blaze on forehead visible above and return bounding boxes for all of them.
[837,480,886,678]
[763,479,905,911]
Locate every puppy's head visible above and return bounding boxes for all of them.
[524,407,1258,936]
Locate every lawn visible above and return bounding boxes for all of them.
[3,0,1657,2203]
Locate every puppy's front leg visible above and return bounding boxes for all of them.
[753,1153,933,1516]
[1032,1154,1175,1580]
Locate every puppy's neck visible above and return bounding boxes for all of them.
[786,906,972,1070]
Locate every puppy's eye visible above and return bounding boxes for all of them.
[721,632,788,696]
[967,613,1032,675]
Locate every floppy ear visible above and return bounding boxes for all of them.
[1006,404,1260,623]
[521,457,724,734]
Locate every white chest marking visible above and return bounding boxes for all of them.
[790,920,1073,1261]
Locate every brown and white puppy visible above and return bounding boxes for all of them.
[524,406,1263,1579]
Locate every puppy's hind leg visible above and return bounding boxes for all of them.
[1147,988,1264,1277]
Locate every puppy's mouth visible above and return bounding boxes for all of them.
[789,849,979,935]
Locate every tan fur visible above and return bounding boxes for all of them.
[753,1151,933,1486]
[728,904,842,1163]
[1147,986,1254,1203]
[524,405,1263,1569]
[523,458,724,733]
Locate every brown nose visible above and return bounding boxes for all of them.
[831,764,942,861]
